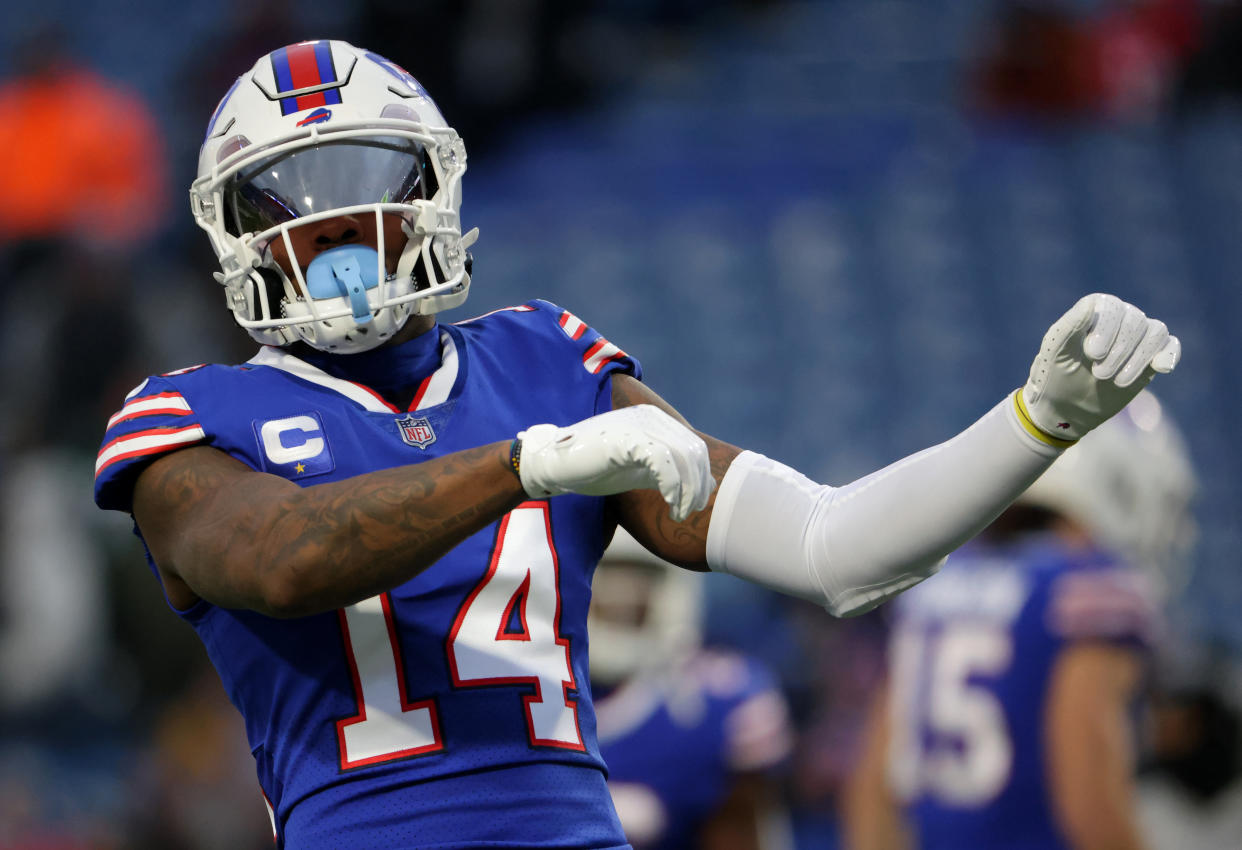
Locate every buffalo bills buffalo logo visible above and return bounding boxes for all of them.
[296,107,332,127]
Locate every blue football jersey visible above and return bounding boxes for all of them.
[595,650,792,850]
[95,301,641,850]
[885,535,1160,850]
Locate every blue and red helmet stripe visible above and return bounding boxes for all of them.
[270,40,344,116]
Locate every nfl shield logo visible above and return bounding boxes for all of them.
[396,415,436,449]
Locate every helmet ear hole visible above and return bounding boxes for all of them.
[254,267,287,319]
[412,248,438,292]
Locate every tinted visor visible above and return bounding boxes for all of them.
[223,135,438,237]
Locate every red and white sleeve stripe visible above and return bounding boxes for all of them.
[95,424,207,477]
[106,392,193,430]
[97,388,204,478]
[582,338,629,375]
[1047,570,1159,645]
[455,304,536,325]
[557,310,588,341]
[556,309,631,374]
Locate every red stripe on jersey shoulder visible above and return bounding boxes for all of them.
[95,439,199,478]
[95,423,207,477]
[161,364,208,377]
[1047,570,1158,642]
[97,423,203,456]
[454,305,537,325]
[557,310,588,340]
[582,338,628,375]
[127,391,185,402]
[106,391,193,430]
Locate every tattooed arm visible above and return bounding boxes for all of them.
[132,442,526,617]
[134,373,726,615]
[607,373,741,570]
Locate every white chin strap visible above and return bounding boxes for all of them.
[287,296,411,354]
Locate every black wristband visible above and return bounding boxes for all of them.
[508,437,523,480]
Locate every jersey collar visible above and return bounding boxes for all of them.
[248,329,462,413]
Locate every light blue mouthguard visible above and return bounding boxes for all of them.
[304,245,382,323]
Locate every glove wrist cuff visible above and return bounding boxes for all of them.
[515,423,561,498]
[1013,388,1079,450]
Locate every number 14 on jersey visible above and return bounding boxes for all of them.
[336,503,584,769]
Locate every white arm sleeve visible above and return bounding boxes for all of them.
[706,394,1064,616]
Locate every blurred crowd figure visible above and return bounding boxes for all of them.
[0,27,167,256]
[1,0,1241,847]
[349,0,782,156]
[968,0,1242,123]
[1175,0,1242,109]
[0,22,167,850]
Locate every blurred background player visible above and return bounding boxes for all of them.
[589,528,794,850]
[842,390,1198,850]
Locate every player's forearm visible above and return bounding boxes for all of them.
[255,440,526,615]
[1048,647,1149,850]
[841,687,911,850]
[142,442,525,616]
[1057,763,1148,850]
[1061,806,1148,850]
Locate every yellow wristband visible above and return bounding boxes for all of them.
[1012,389,1078,450]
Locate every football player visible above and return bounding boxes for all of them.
[842,390,1197,850]
[590,527,794,850]
[93,39,1180,849]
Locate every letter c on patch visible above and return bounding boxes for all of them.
[260,415,325,464]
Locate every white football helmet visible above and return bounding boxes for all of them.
[1019,390,1198,596]
[190,40,476,353]
[588,527,704,685]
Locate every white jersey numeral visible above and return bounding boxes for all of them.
[335,502,582,769]
[448,503,584,749]
[336,594,443,769]
[888,623,1014,806]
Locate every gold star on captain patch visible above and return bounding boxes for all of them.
[295,463,306,474]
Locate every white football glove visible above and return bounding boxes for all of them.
[516,404,715,521]
[1018,293,1180,444]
